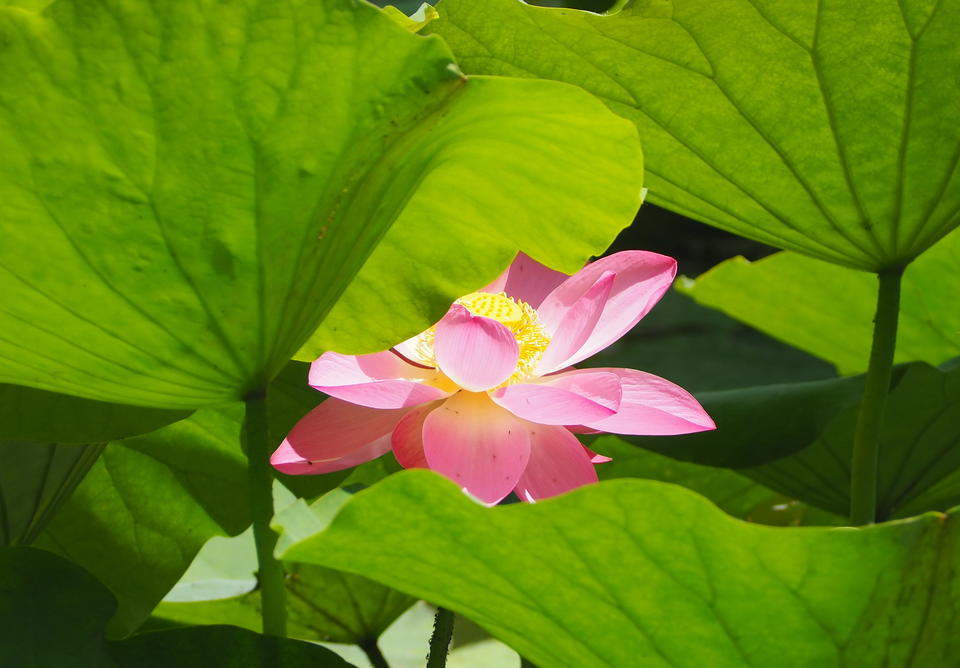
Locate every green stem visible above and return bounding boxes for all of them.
[426,607,454,668]
[849,268,903,525]
[243,390,287,636]
[359,639,390,668]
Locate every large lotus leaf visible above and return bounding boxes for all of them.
[430,0,960,270]
[678,227,960,375]
[0,547,352,667]
[0,0,642,409]
[0,386,187,546]
[280,470,960,667]
[741,363,960,521]
[0,546,116,666]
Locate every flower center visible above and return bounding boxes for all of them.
[413,291,551,386]
[456,291,525,328]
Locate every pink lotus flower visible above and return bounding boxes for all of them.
[272,251,714,504]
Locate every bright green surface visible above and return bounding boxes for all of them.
[282,470,960,667]
[0,546,353,667]
[431,0,960,270]
[0,0,642,409]
[679,229,960,375]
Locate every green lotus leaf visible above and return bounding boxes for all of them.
[280,470,960,667]
[0,0,642,409]
[430,0,960,270]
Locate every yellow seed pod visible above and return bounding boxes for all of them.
[456,292,525,329]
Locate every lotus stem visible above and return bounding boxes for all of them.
[849,267,903,525]
[360,639,390,668]
[426,606,455,667]
[242,390,287,636]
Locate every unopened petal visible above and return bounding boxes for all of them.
[582,444,613,464]
[434,304,519,392]
[422,391,531,504]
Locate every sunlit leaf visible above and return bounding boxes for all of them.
[280,470,960,667]
[678,228,960,374]
[431,0,960,270]
[382,2,438,32]
[0,0,642,409]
